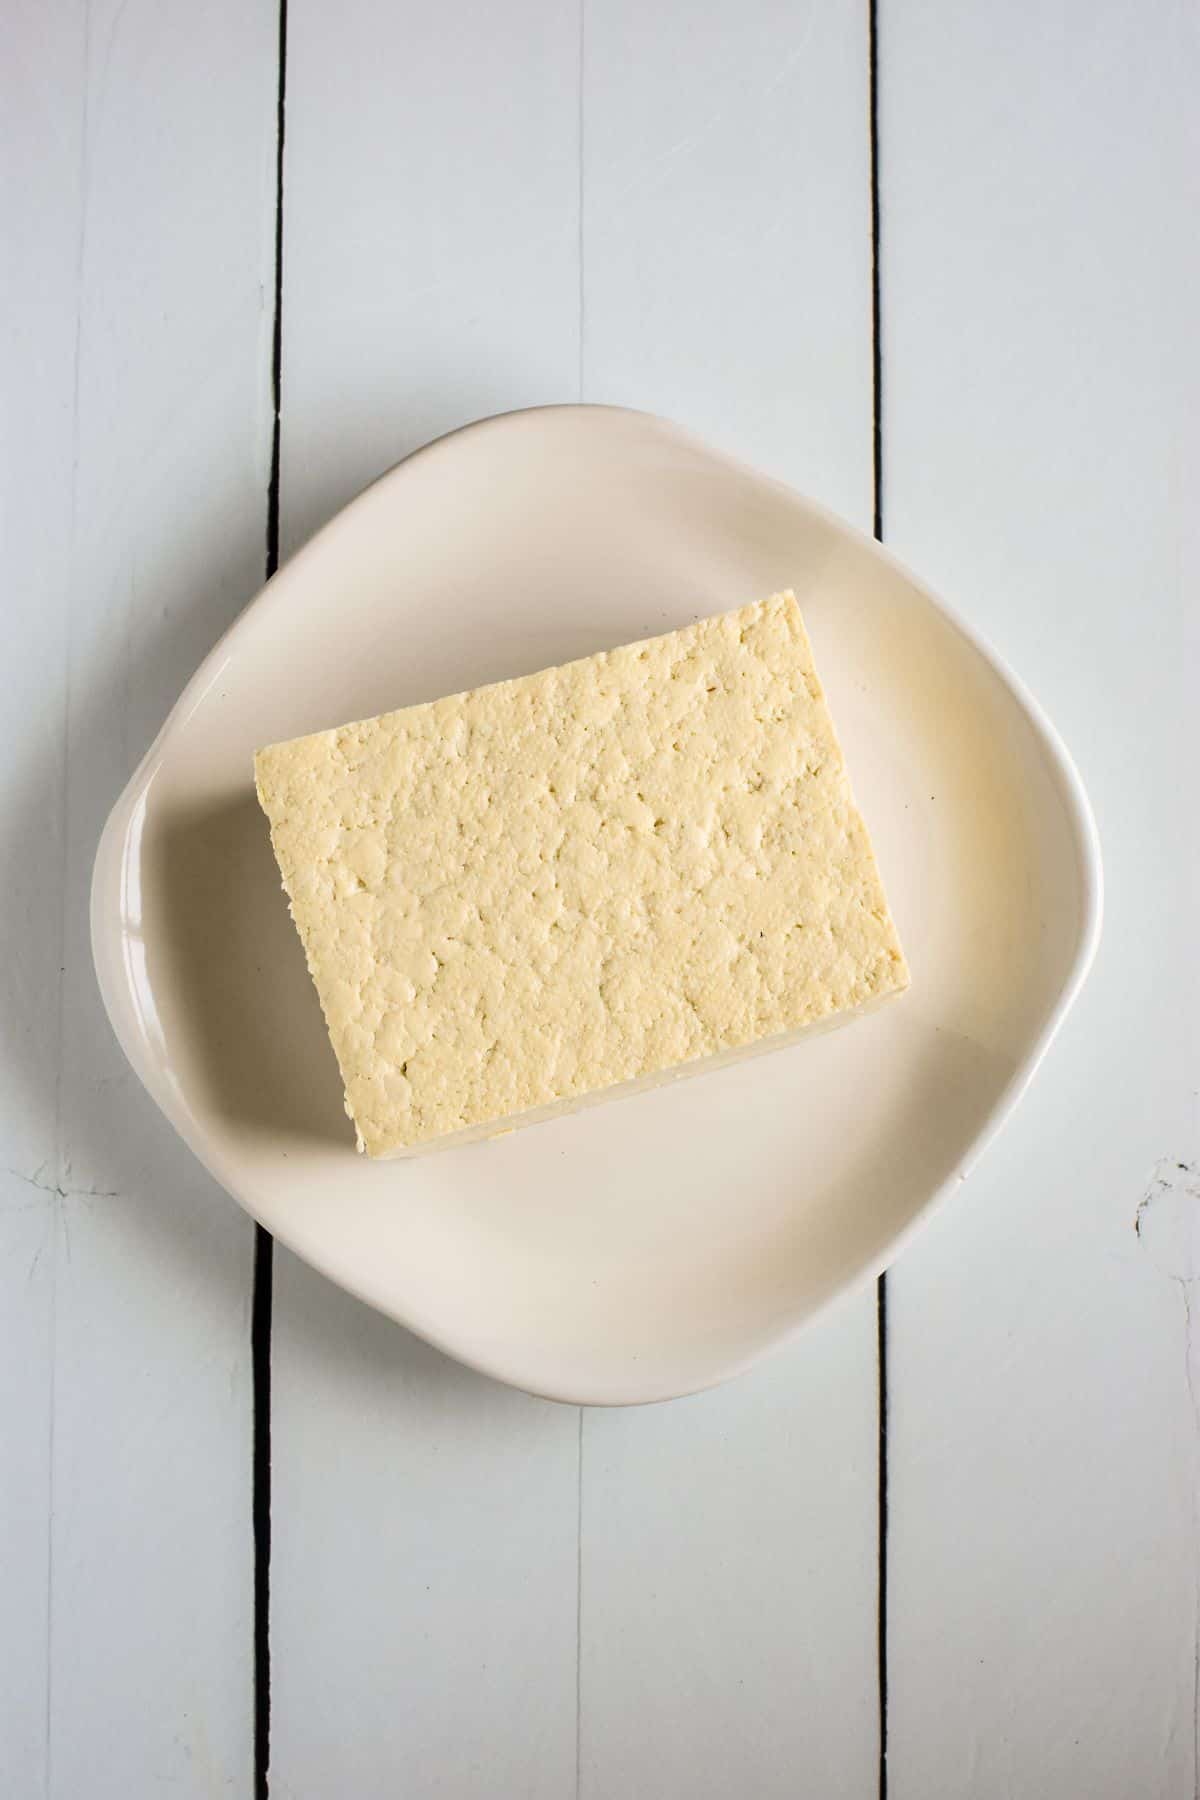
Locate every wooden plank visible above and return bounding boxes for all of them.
[1,6,83,1786]
[269,4,583,1794]
[578,6,879,1794]
[582,0,874,524]
[276,0,583,563]
[2,2,278,1793]
[0,1207,53,1794]
[581,1319,880,1800]
[271,1256,579,1796]
[880,2,1200,1794]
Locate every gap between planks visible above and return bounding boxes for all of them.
[253,2,289,1796]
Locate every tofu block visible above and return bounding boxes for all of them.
[254,593,909,1157]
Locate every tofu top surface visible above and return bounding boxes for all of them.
[254,592,908,1155]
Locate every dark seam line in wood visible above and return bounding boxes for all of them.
[876,1274,889,1800]
[575,1407,584,1800]
[251,1228,274,1800]
[265,0,289,583]
[254,3,288,1796]
[869,0,884,547]
[577,0,586,404]
[576,9,585,1795]
[868,1,889,1795]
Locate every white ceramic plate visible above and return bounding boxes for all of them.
[92,406,1101,1404]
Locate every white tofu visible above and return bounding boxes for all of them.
[255,592,908,1156]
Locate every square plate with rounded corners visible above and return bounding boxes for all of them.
[92,405,1101,1405]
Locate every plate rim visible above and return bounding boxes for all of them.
[90,403,1104,1404]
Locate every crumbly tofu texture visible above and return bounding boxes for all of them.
[254,593,909,1157]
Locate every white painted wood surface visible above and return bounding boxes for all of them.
[881,2,1200,1794]
[4,0,1195,1795]
[270,3,880,1797]
[3,2,277,1794]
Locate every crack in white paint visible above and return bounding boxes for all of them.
[1135,1160,1200,1276]
[3,1166,120,1204]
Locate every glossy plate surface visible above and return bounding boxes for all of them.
[92,406,1101,1404]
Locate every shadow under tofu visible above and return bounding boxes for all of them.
[150,791,350,1150]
